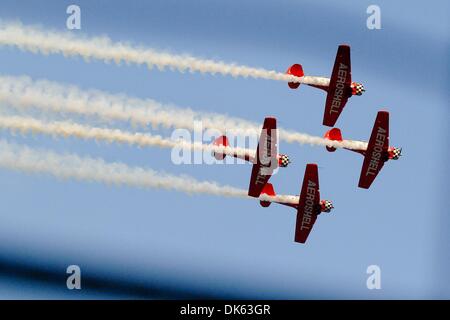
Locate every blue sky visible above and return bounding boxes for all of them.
[0,0,448,298]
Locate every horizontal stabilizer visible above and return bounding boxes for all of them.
[324,128,343,152]
[286,64,304,89]
[260,183,275,207]
[212,136,229,160]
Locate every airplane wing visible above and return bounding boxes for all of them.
[248,117,278,197]
[294,164,320,243]
[358,111,390,189]
[323,45,352,127]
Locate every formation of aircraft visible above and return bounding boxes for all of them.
[214,45,400,244]
[213,121,332,243]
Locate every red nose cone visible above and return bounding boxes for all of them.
[212,136,229,160]
[286,64,304,89]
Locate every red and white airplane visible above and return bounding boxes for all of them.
[324,111,402,189]
[286,44,365,127]
[212,117,290,197]
[258,164,334,244]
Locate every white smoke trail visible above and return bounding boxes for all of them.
[259,193,299,205]
[0,115,253,159]
[0,21,330,86]
[0,75,367,150]
[0,139,246,197]
[0,74,260,136]
[0,139,298,204]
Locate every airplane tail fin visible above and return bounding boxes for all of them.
[212,136,229,160]
[323,128,343,152]
[286,64,304,89]
[260,183,275,207]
